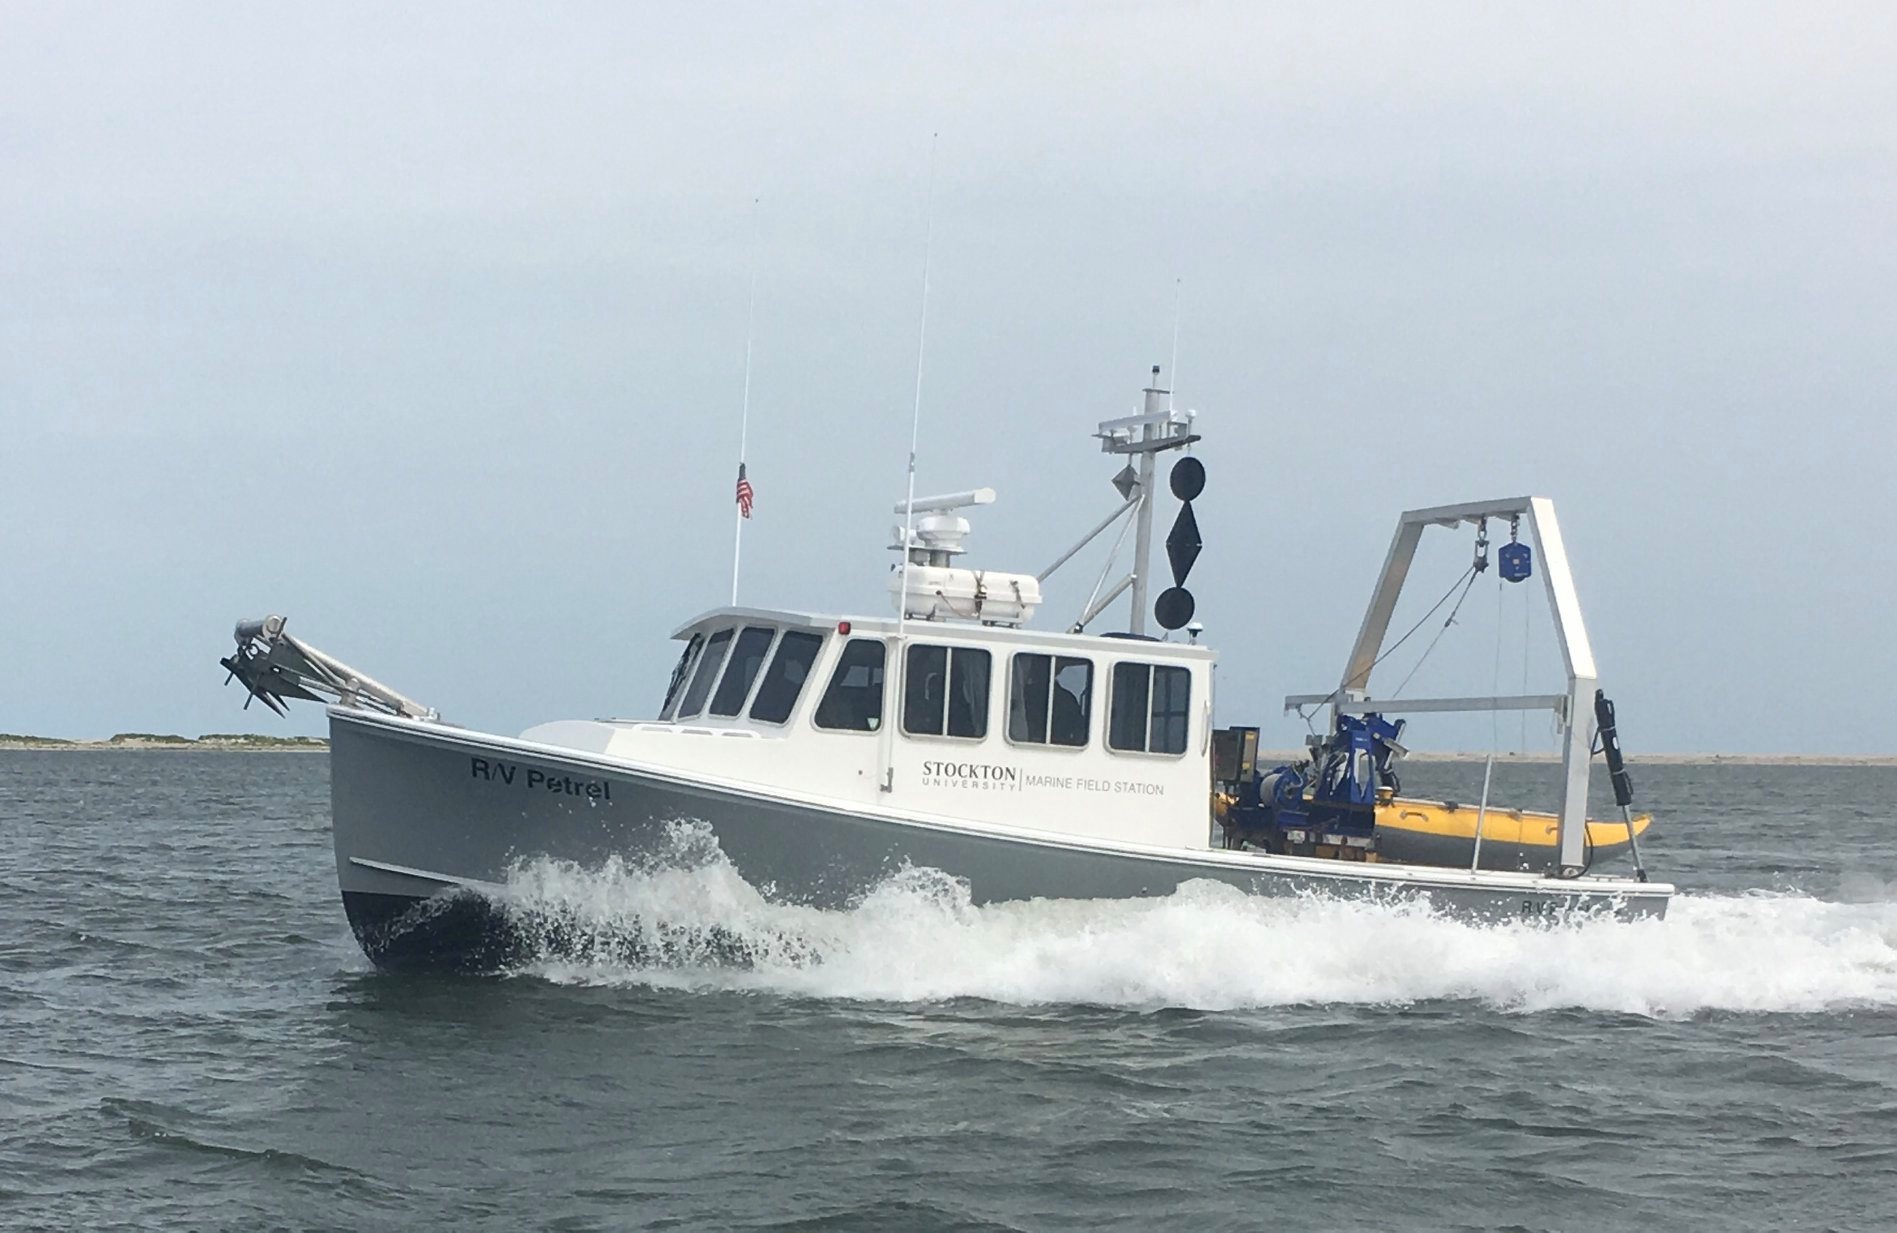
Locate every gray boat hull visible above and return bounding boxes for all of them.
[329,711,1669,970]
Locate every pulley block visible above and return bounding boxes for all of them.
[1498,541,1533,583]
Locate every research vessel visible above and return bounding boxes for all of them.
[222,369,1669,969]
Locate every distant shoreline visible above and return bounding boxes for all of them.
[0,734,327,752]
[1,735,1891,765]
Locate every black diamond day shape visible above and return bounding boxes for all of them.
[1166,502,1202,586]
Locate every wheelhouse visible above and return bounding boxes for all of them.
[653,607,1213,768]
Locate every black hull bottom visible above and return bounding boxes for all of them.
[342,889,826,974]
[342,890,524,973]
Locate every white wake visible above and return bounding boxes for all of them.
[489,823,1897,1017]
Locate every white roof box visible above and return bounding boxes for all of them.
[890,565,1041,627]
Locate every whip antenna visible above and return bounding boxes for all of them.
[1167,277,1183,409]
[883,134,940,794]
[730,195,762,605]
[895,133,940,641]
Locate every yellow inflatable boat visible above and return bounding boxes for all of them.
[1375,799,1651,874]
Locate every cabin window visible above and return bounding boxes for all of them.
[1108,662,1192,755]
[675,628,732,720]
[749,631,823,724]
[1007,653,1092,747]
[813,638,886,732]
[710,626,777,717]
[902,644,991,739]
[659,634,703,720]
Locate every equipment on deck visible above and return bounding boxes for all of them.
[1215,711,1406,860]
[220,616,437,722]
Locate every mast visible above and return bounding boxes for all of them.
[1128,371,1167,635]
[1093,367,1196,635]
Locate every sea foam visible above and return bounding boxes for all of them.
[490,822,1897,1017]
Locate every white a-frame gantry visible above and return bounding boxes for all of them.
[1283,497,1598,876]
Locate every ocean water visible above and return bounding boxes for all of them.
[4,752,1896,1231]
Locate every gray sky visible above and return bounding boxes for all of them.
[4,2,1893,752]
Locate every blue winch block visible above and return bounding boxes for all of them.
[1221,711,1405,846]
[1498,540,1533,583]
[1306,713,1404,833]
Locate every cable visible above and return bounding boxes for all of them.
[1387,564,1484,697]
[1294,561,1480,723]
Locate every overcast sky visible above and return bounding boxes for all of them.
[4,2,1893,752]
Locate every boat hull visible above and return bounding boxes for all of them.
[330,711,1669,970]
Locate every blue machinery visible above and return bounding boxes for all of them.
[1214,712,1409,859]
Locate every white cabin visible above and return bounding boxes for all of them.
[524,609,1216,852]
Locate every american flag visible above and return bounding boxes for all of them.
[735,463,754,519]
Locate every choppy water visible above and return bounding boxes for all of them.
[4,752,1896,1231]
